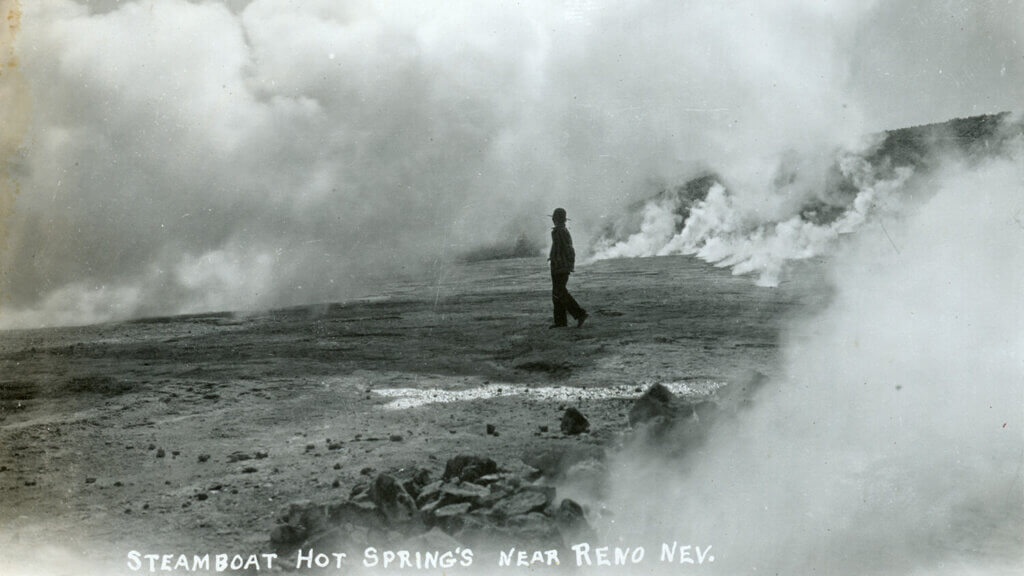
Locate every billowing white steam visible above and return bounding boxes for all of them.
[590,147,1024,574]
[2,0,1020,328]
[591,147,915,286]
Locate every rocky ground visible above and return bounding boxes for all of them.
[0,255,827,573]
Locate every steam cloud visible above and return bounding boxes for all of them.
[1,0,1021,328]
[586,145,1024,574]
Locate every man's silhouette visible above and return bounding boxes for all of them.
[548,207,588,328]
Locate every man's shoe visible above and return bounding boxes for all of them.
[576,311,589,328]
[549,323,567,329]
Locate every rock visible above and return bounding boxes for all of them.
[432,502,472,531]
[560,407,590,435]
[478,486,511,508]
[242,466,258,474]
[415,481,443,507]
[555,498,586,528]
[85,477,97,484]
[227,452,251,463]
[539,425,549,433]
[475,473,506,485]
[270,501,327,551]
[389,434,403,442]
[443,455,498,483]
[433,502,472,518]
[399,468,432,500]
[197,454,210,463]
[255,451,269,459]
[492,489,552,519]
[440,481,489,504]
[486,424,496,435]
[328,499,382,529]
[628,383,675,426]
[368,474,418,525]
[155,448,166,458]
[503,461,543,482]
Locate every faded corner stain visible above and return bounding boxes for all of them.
[0,0,31,319]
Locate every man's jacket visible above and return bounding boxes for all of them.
[549,225,575,274]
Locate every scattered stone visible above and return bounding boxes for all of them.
[171,450,180,458]
[155,448,166,458]
[85,477,97,484]
[304,444,315,452]
[332,479,341,488]
[255,451,269,459]
[333,463,342,470]
[560,407,590,435]
[227,452,251,463]
[486,424,496,435]
[242,466,258,474]
[114,481,123,487]
[24,480,36,486]
[147,444,156,451]
[389,434,403,442]
[195,493,208,501]
[327,442,344,451]
[197,454,210,463]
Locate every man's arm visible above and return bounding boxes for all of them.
[566,230,576,272]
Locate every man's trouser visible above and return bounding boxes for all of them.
[551,271,584,326]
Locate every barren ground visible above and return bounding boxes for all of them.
[0,255,828,570]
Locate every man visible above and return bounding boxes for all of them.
[548,207,588,328]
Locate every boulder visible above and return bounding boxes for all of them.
[269,500,327,551]
[628,383,675,426]
[443,455,498,483]
[367,474,418,525]
[560,407,590,435]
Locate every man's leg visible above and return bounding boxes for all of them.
[560,283,584,320]
[551,272,569,326]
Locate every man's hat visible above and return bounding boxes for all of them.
[552,207,567,223]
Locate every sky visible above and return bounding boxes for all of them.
[0,0,1021,328]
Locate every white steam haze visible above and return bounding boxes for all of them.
[589,146,1024,574]
[0,0,1021,328]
